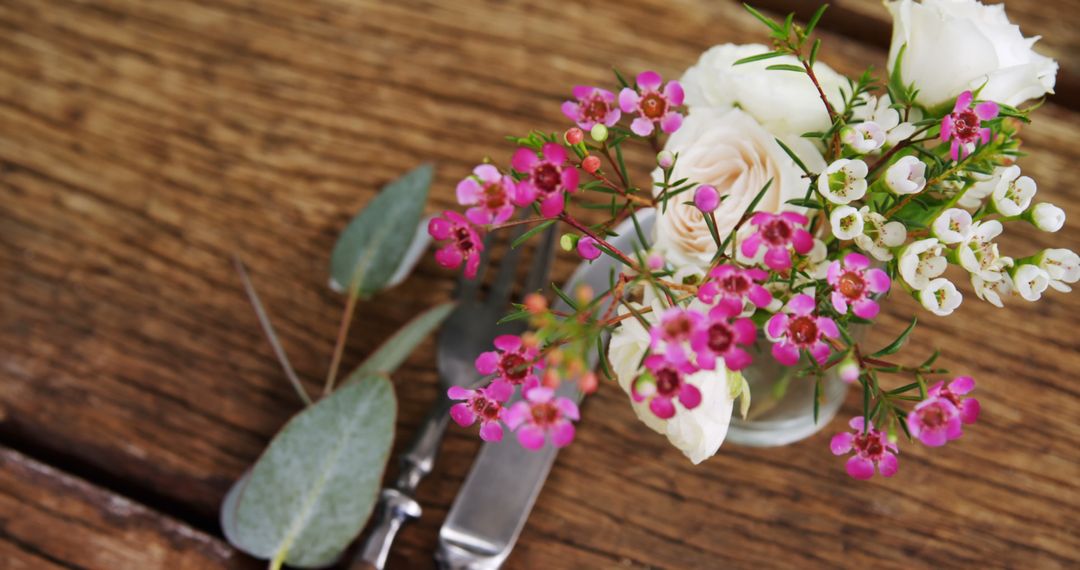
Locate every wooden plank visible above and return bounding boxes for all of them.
[0,447,254,569]
[750,0,1079,110]
[0,0,1076,568]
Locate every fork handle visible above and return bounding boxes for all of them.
[352,398,453,569]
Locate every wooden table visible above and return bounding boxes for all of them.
[1,1,1077,568]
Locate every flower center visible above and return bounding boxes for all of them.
[639,92,667,120]
[471,396,500,421]
[855,432,884,459]
[655,368,681,396]
[500,353,528,382]
[788,316,818,346]
[721,274,750,296]
[953,109,980,141]
[483,181,508,210]
[533,163,561,194]
[530,402,560,426]
[761,219,793,245]
[454,227,475,252]
[838,271,867,300]
[920,404,948,428]
[663,315,694,340]
[707,323,734,354]
[583,95,610,122]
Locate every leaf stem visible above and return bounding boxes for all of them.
[324,283,361,396]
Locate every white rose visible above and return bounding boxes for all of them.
[652,108,824,270]
[608,302,737,464]
[680,43,846,136]
[886,0,1058,108]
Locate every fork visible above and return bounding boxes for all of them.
[351,220,558,569]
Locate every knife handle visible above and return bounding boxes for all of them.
[353,489,422,569]
[353,398,452,569]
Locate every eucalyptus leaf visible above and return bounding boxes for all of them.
[229,376,396,568]
[343,302,455,383]
[329,163,433,297]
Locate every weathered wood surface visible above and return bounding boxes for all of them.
[0,447,255,569]
[0,0,1076,568]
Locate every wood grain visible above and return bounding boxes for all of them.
[0,447,255,569]
[0,0,1076,568]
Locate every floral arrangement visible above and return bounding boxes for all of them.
[429,0,1072,479]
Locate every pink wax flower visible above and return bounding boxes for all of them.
[649,307,704,364]
[561,86,621,130]
[429,211,484,278]
[511,142,580,217]
[766,293,839,366]
[448,381,513,442]
[908,376,980,447]
[475,334,542,391]
[941,90,999,161]
[633,355,702,419]
[618,71,684,137]
[830,417,899,480]
[689,302,756,371]
[456,164,516,226]
[827,252,891,319]
[504,386,580,450]
[697,265,773,313]
[740,212,814,271]
[577,236,601,260]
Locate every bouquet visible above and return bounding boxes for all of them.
[428,0,1071,478]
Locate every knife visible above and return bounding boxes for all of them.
[435,211,655,569]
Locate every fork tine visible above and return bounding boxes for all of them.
[454,232,494,302]
[521,225,558,301]
[487,221,530,304]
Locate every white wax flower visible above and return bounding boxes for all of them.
[1037,248,1080,293]
[679,43,846,136]
[1011,264,1050,301]
[830,205,865,240]
[957,169,997,210]
[817,159,869,204]
[885,0,1057,108]
[957,220,1010,282]
[841,122,886,154]
[853,94,918,146]
[885,155,927,195]
[990,165,1036,216]
[899,238,948,290]
[920,278,963,316]
[854,207,907,261]
[931,208,973,244]
[972,273,1013,308]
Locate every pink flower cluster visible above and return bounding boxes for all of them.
[449,334,579,450]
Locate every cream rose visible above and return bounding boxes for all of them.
[680,43,846,136]
[652,108,825,270]
[608,301,738,464]
[886,0,1057,108]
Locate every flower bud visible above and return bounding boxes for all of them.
[693,184,720,213]
[1028,202,1065,232]
[542,368,561,388]
[837,356,860,384]
[647,253,665,270]
[523,292,548,314]
[590,123,609,142]
[564,127,584,145]
[575,283,594,303]
[578,372,598,394]
[657,150,675,169]
[582,155,602,174]
[560,233,577,252]
[577,236,601,260]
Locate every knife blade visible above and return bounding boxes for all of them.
[435,210,656,570]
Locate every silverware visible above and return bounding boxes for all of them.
[353,220,558,570]
[435,212,645,570]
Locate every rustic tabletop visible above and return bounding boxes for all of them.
[1,1,1077,568]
